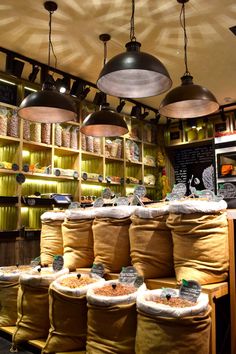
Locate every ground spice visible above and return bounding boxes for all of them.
[59,275,98,288]
[94,282,136,296]
[0,265,32,273]
[149,296,195,308]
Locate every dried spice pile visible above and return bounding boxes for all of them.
[94,283,136,297]
[0,265,32,273]
[149,296,195,308]
[59,275,97,288]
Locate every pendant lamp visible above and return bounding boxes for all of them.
[80,103,129,137]
[97,0,172,99]
[80,34,128,137]
[17,1,77,123]
[159,0,219,119]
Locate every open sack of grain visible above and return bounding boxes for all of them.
[12,266,68,348]
[166,199,229,284]
[62,208,96,271]
[0,265,32,326]
[136,288,211,354]
[42,272,105,354]
[129,203,174,279]
[92,206,137,274]
[40,210,66,266]
[86,278,146,354]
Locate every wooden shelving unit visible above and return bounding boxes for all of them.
[0,83,162,234]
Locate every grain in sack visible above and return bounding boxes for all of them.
[0,265,32,327]
[62,208,95,271]
[92,206,137,273]
[129,204,174,279]
[40,211,65,266]
[166,199,229,284]
[42,272,105,353]
[86,279,146,354]
[12,266,68,348]
[136,288,211,354]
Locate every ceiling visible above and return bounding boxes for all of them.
[0,0,236,118]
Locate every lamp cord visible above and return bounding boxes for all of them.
[180,2,190,75]
[48,9,57,69]
[130,0,136,41]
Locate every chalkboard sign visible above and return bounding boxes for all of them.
[173,144,214,195]
[0,80,17,105]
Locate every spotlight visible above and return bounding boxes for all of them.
[220,108,227,122]
[70,80,90,100]
[140,108,149,120]
[131,105,141,118]
[81,87,90,100]
[56,76,70,93]
[5,54,25,78]
[28,65,40,82]
[116,99,126,113]
[93,91,106,107]
[154,112,160,124]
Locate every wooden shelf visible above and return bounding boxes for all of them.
[0,168,18,175]
[143,141,157,146]
[23,140,52,150]
[54,146,79,156]
[105,156,124,162]
[0,135,20,145]
[81,151,103,158]
[126,160,142,165]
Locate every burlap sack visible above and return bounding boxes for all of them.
[42,273,105,353]
[0,280,19,326]
[167,202,229,284]
[136,307,211,354]
[129,205,174,278]
[0,265,32,327]
[12,268,68,347]
[62,209,96,271]
[42,286,87,353]
[136,288,211,354]
[86,302,136,354]
[40,211,66,266]
[12,282,50,346]
[86,280,146,354]
[92,206,136,273]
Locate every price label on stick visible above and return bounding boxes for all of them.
[52,255,64,272]
[134,185,146,198]
[90,263,105,278]
[179,279,201,303]
[30,256,41,268]
[119,266,138,284]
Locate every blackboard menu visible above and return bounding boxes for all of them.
[173,144,214,195]
[0,80,17,105]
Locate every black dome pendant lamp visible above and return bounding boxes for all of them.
[80,105,129,137]
[80,34,128,137]
[97,0,172,99]
[18,1,77,123]
[159,0,219,119]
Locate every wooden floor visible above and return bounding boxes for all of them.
[0,326,86,354]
